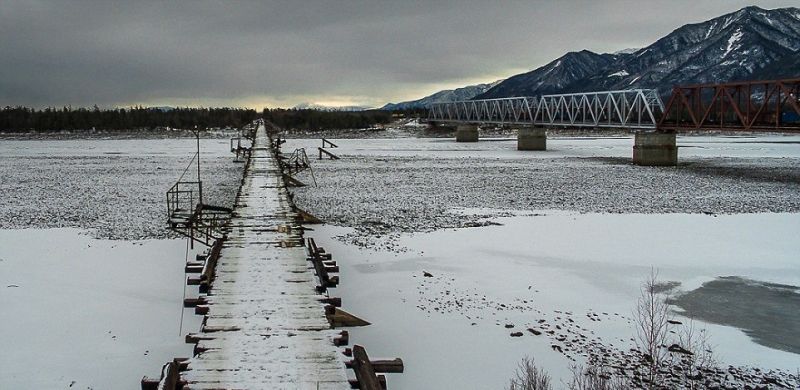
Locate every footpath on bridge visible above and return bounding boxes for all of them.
[180,124,350,389]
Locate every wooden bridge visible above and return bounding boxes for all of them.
[145,121,399,389]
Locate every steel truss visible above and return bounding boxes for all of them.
[428,89,664,129]
[658,78,800,132]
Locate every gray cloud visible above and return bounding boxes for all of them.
[1,0,796,108]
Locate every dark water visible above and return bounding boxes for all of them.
[670,276,800,354]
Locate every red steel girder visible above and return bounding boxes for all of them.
[658,78,800,133]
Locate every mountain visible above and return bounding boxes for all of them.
[475,6,800,99]
[292,102,373,111]
[475,50,620,99]
[381,80,502,110]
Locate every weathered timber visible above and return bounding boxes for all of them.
[326,306,371,328]
[179,123,350,389]
[322,138,339,148]
[318,147,340,160]
[140,361,178,390]
[346,358,404,373]
[350,345,384,390]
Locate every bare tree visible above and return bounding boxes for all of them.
[634,268,672,387]
[567,364,630,390]
[674,319,716,388]
[508,356,553,390]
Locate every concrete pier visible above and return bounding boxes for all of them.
[456,124,478,142]
[633,132,677,166]
[517,127,546,150]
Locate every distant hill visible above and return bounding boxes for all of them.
[292,102,374,112]
[475,6,800,99]
[381,80,502,110]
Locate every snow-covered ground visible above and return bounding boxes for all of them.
[0,137,242,239]
[0,228,204,389]
[285,135,800,388]
[0,136,239,389]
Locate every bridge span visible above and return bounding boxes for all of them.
[427,79,800,166]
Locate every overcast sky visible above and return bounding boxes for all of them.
[1,0,796,109]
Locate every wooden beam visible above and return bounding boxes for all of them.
[350,345,384,390]
[346,358,404,373]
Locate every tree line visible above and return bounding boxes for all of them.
[0,106,400,132]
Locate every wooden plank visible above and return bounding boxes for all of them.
[351,345,382,390]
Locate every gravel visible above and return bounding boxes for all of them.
[292,153,800,247]
[0,138,243,240]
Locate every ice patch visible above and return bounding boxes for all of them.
[607,70,629,78]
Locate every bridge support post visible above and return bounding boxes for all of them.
[517,127,546,150]
[456,124,478,142]
[633,132,677,166]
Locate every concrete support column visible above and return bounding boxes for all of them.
[456,124,479,142]
[517,127,547,150]
[633,132,677,166]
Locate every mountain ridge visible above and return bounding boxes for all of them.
[384,5,800,108]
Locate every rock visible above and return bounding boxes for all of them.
[510,332,524,337]
[527,328,542,336]
[667,319,683,325]
[668,344,693,355]
[504,324,514,328]
[422,271,433,277]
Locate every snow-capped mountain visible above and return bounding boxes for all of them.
[381,80,502,110]
[474,6,800,99]
[475,50,621,99]
[292,102,373,111]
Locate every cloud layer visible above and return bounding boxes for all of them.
[1,0,796,108]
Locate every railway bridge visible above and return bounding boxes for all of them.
[428,78,800,165]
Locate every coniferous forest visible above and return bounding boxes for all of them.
[0,106,396,132]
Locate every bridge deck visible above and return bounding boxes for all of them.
[181,125,349,389]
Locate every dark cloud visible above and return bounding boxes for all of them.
[1,0,796,108]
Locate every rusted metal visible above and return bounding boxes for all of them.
[658,78,800,132]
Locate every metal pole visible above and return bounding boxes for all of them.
[195,126,202,206]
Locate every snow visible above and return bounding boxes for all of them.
[0,137,242,240]
[314,212,800,388]
[181,125,349,389]
[0,133,245,388]
[0,229,203,389]
[705,21,719,38]
[287,135,800,249]
[723,28,744,58]
[612,48,639,55]
[286,135,800,388]
[607,70,629,77]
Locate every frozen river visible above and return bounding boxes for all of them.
[1,133,798,389]
[286,134,800,388]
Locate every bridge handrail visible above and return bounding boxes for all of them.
[428,89,663,129]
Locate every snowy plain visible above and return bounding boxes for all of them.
[1,133,798,389]
[0,136,237,389]
[285,134,800,388]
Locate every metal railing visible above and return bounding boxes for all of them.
[428,89,664,129]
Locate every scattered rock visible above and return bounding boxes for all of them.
[510,332,523,337]
[423,271,433,278]
[668,344,693,355]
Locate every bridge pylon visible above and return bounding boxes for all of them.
[456,124,479,142]
[518,127,546,150]
[633,131,677,166]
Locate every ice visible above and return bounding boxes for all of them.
[287,134,800,388]
[0,229,203,389]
